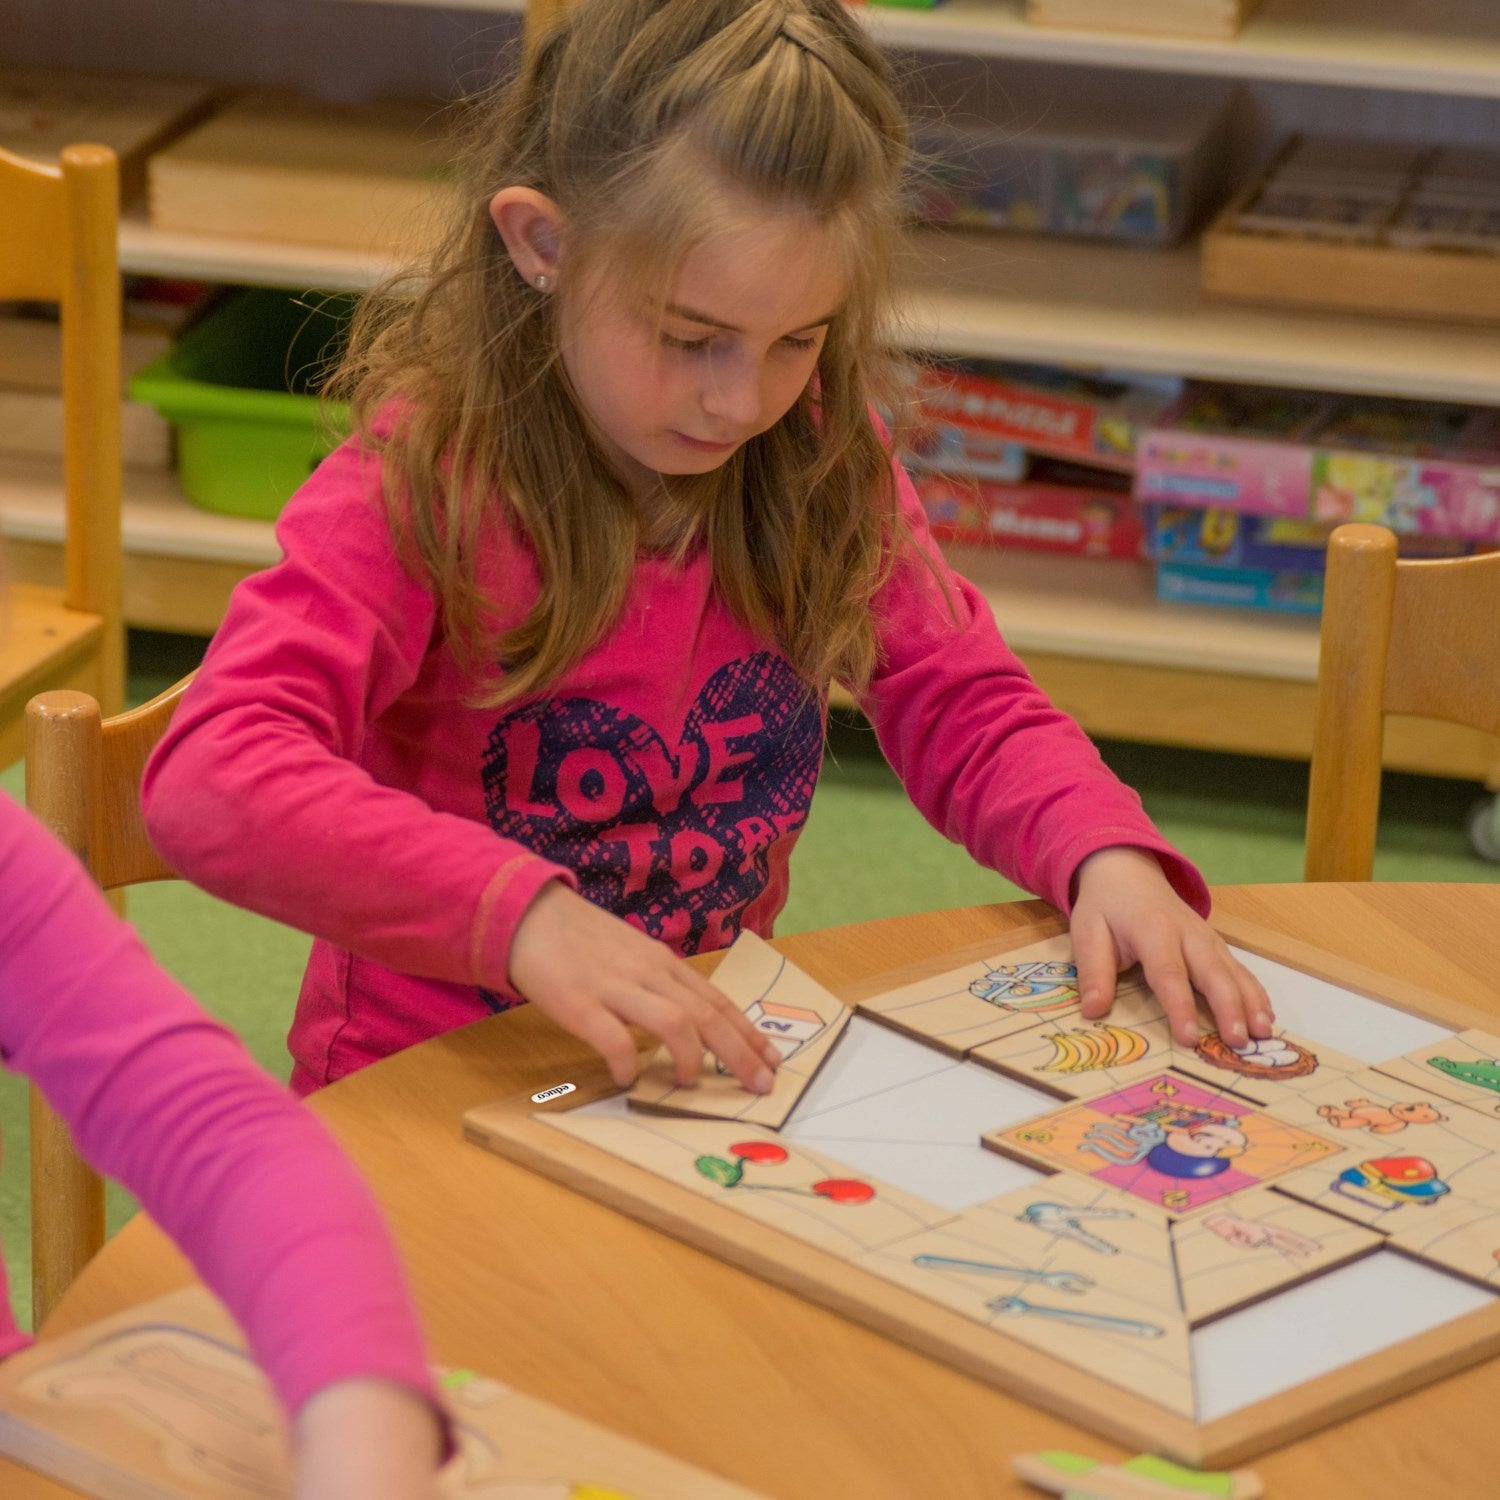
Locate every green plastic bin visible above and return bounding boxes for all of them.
[129,288,355,520]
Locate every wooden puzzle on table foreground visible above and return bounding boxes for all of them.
[465,924,1500,1465]
[0,1287,761,1500]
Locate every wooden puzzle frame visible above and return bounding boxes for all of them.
[464,915,1500,1466]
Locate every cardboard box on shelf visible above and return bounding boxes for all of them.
[913,463,1145,559]
[900,358,1181,474]
[1136,384,1500,542]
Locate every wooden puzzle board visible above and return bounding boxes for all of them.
[0,1286,763,1500]
[464,917,1500,1466]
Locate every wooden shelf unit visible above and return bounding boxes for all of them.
[7,0,1496,782]
[329,0,1500,99]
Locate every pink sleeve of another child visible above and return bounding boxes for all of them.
[858,454,1210,917]
[0,794,442,1422]
[140,434,573,989]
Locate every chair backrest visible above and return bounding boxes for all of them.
[23,676,192,1327]
[0,141,124,710]
[1305,524,1500,881]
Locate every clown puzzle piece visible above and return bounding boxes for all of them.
[628,931,851,1128]
[1014,1449,1263,1500]
[0,1287,765,1500]
[985,1073,1343,1216]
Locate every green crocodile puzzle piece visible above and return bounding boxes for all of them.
[1428,1056,1500,1094]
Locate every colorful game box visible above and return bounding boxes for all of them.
[1155,561,1324,615]
[900,359,1182,474]
[914,465,1145,559]
[1136,384,1500,542]
[905,58,1233,245]
[1146,505,1480,571]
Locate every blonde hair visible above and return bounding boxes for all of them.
[336,0,911,706]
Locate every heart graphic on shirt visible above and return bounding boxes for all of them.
[480,653,822,961]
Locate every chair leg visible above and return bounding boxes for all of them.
[30,1086,105,1330]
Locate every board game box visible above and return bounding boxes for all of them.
[1136,384,1500,542]
[901,359,1181,474]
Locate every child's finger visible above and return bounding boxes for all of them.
[1071,912,1120,1020]
[1240,963,1276,1037]
[669,976,779,1094]
[559,1002,647,1087]
[680,964,785,1074]
[1133,931,1200,1045]
[1186,934,1251,1050]
[613,986,712,1087]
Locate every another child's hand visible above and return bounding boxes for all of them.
[1069,846,1274,1049]
[508,882,782,1092]
[293,1379,445,1500]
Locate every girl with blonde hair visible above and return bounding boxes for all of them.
[144,0,1272,1095]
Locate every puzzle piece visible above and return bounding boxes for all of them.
[628,932,851,1129]
[855,935,1084,1055]
[1272,1068,1500,1229]
[1372,1029,1500,1121]
[1384,1198,1500,1289]
[1171,1027,1367,1107]
[542,1102,953,1259]
[971,981,1177,1099]
[854,1175,1194,1417]
[1170,1187,1381,1324]
[985,1072,1343,1218]
[1014,1448,1263,1499]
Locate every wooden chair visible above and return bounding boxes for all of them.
[23,676,192,1326]
[1305,524,1500,881]
[0,142,125,769]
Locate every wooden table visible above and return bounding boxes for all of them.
[8,883,1500,1500]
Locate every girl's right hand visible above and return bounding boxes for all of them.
[508,882,782,1092]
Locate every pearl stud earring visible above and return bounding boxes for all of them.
[534,273,551,291]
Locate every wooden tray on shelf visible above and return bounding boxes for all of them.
[1202,148,1500,326]
[1027,0,1263,42]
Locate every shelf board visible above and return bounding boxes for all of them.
[0,456,280,567]
[944,544,1320,681]
[903,229,1500,407]
[856,0,1500,99]
[324,0,1500,98]
[119,210,401,292]
[0,454,1317,681]
[116,215,1500,407]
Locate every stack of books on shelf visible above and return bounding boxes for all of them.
[1136,384,1500,614]
[897,358,1180,561]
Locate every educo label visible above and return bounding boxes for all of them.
[531,1082,577,1103]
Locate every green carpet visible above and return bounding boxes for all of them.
[1,630,1494,1328]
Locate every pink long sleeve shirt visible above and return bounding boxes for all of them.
[0,793,440,1424]
[143,431,1209,1095]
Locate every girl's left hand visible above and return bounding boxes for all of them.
[1069,846,1274,1049]
[293,1379,445,1500]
